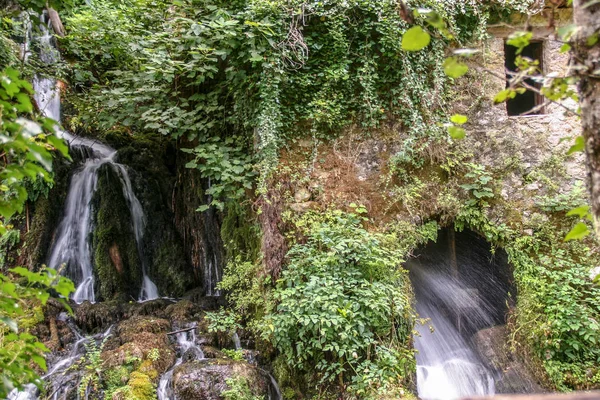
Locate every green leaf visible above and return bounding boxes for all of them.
[557,24,578,41]
[564,222,590,241]
[401,26,431,51]
[447,126,465,140]
[583,0,600,8]
[506,31,533,54]
[494,89,517,104]
[443,57,468,78]
[560,43,572,53]
[567,136,585,155]
[566,205,590,218]
[450,114,468,125]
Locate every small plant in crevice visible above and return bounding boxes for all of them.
[222,376,262,400]
[459,163,494,206]
[222,348,245,361]
[78,335,110,399]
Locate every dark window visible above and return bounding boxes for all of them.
[504,41,544,116]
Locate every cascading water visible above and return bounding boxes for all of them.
[8,318,113,400]
[31,13,158,302]
[409,228,513,400]
[203,178,222,297]
[158,324,205,400]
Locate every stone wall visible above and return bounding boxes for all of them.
[457,9,587,230]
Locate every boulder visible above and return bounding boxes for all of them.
[473,325,544,394]
[173,359,270,400]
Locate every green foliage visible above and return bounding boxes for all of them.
[0,67,69,234]
[183,137,255,210]
[508,232,600,390]
[62,0,519,198]
[205,308,242,335]
[222,348,245,361]
[217,258,272,337]
[222,376,263,400]
[0,267,75,397]
[0,228,20,269]
[0,62,73,396]
[270,209,414,391]
[459,163,494,206]
[78,335,109,399]
[535,181,587,213]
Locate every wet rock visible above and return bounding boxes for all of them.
[202,346,225,359]
[182,347,205,363]
[103,331,175,373]
[102,316,176,375]
[294,187,311,202]
[473,325,544,394]
[129,298,174,319]
[173,359,270,400]
[117,315,171,343]
[75,300,125,333]
[165,299,203,322]
[181,288,227,310]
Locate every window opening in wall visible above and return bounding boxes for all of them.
[504,40,544,116]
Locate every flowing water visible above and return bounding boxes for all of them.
[157,324,205,400]
[8,320,113,400]
[32,13,158,303]
[410,229,512,400]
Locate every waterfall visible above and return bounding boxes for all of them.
[203,178,222,297]
[410,229,512,400]
[413,272,496,400]
[31,13,158,302]
[232,331,242,351]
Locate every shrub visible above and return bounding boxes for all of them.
[270,210,414,391]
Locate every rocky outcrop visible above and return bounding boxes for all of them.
[173,359,270,400]
[473,325,544,394]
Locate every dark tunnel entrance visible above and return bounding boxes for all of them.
[407,227,516,399]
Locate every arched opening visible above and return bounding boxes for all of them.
[407,227,516,399]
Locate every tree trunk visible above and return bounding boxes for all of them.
[573,1,600,233]
[46,7,65,37]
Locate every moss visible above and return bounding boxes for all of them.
[129,371,155,399]
[92,163,142,301]
[138,359,159,381]
[114,137,195,298]
[221,202,261,263]
[110,371,155,400]
[104,366,130,399]
[151,236,189,297]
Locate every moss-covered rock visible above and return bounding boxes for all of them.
[116,315,171,343]
[20,154,72,270]
[102,316,175,377]
[92,163,142,301]
[164,300,203,323]
[111,371,155,400]
[173,359,270,400]
[115,137,195,297]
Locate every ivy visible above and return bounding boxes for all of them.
[61,0,525,207]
